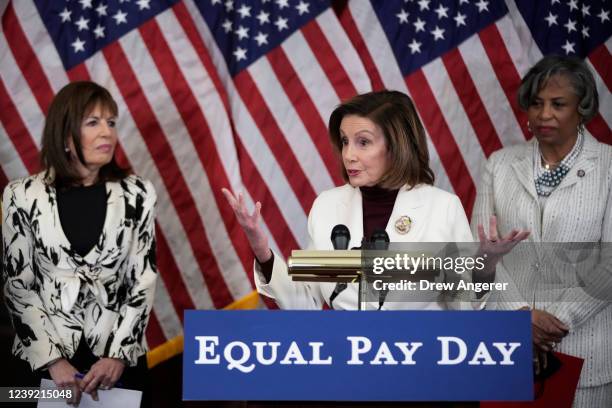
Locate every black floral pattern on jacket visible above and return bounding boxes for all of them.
[2,173,157,370]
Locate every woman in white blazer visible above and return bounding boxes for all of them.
[224,90,524,311]
[471,56,612,407]
[2,82,156,406]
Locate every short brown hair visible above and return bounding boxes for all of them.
[328,90,434,189]
[40,81,129,188]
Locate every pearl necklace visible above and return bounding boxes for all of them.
[540,155,561,170]
[533,133,583,197]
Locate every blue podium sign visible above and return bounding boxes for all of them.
[183,310,532,401]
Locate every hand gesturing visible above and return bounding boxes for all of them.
[477,215,530,259]
[221,188,271,262]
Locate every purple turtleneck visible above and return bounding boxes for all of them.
[360,185,399,241]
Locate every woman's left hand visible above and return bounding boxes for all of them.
[477,215,530,260]
[472,216,530,284]
[80,358,126,399]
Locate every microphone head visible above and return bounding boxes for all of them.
[371,229,389,250]
[331,224,350,250]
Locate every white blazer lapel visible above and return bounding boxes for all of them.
[386,185,425,242]
[337,185,363,248]
[554,134,598,193]
[511,142,538,201]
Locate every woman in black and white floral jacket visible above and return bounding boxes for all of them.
[2,81,156,406]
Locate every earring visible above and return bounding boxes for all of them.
[526,120,532,132]
[577,122,585,137]
[64,146,70,152]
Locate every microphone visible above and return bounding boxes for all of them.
[370,229,390,251]
[329,225,350,309]
[330,224,350,250]
[370,229,390,310]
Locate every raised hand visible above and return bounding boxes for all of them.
[221,188,272,262]
[477,215,530,260]
[472,215,530,283]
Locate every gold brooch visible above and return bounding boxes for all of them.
[394,215,412,235]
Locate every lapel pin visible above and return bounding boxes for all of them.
[577,169,585,177]
[394,215,412,235]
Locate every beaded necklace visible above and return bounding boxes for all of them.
[533,132,583,197]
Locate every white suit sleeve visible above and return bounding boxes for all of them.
[545,165,612,330]
[2,182,64,370]
[254,196,324,310]
[106,179,158,365]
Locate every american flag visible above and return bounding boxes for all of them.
[340,0,611,212]
[0,0,610,365]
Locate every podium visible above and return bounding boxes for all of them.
[183,247,533,403]
[183,310,533,402]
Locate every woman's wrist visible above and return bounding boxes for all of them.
[112,357,127,366]
[102,356,128,366]
[254,247,272,263]
[44,357,64,371]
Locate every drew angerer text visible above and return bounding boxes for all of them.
[194,336,521,373]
